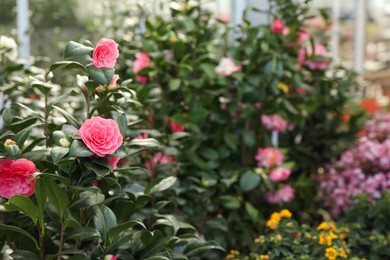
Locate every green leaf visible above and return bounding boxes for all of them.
[239,171,261,192]
[64,41,94,58]
[245,202,259,223]
[71,190,105,208]
[144,177,177,195]
[0,224,39,249]
[224,132,238,151]
[4,195,38,224]
[93,205,117,240]
[200,63,217,78]
[87,65,114,85]
[169,79,181,91]
[49,61,87,74]
[217,195,241,209]
[14,123,41,148]
[84,161,111,180]
[34,177,46,234]
[69,140,94,157]
[155,214,194,235]
[66,227,101,241]
[118,113,127,136]
[184,240,225,257]
[52,106,80,127]
[108,219,146,243]
[129,138,160,148]
[46,250,87,260]
[10,250,39,260]
[45,178,70,219]
[50,147,69,164]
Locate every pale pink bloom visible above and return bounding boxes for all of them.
[145,152,175,174]
[0,158,38,198]
[170,120,185,133]
[299,44,329,70]
[215,57,241,76]
[268,167,292,182]
[108,157,121,170]
[261,114,288,132]
[265,184,295,204]
[109,74,120,88]
[133,52,151,73]
[306,15,327,31]
[271,19,285,34]
[255,147,284,168]
[298,28,310,43]
[92,38,119,69]
[136,75,149,84]
[220,102,227,110]
[282,26,290,36]
[135,133,149,139]
[296,87,307,95]
[78,116,123,157]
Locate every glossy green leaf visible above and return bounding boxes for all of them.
[87,65,114,85]
[66,227,101,241]
[129,138,160,148]
[0,224,39,249]
[4,195,38,224]
[10,250,39,260]
[144,176,177,195]
[49,61,87,73]
[217,195,241,209]
[239,171,261,192]
[64,41,94,58]
[50,147,69,164]
[108,219,146,243]
[93,205,117,240]
[169,78,181,91]
[69,140,94,157]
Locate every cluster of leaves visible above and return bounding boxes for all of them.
[0,39,223,259]
[99,0,367,254]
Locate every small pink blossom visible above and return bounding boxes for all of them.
[108,74,120,89]
[265,184,295,204]
[92,38,119,69]
[296,86,307,95]
[298,28,310,43]
[282,26,290,36]
[271,19,285,34]
[261,114,288,132]
[133,52,151,73]
[268,167,292,182]
[0,158,39,198]
[255,147,284,168]
[170,120,185,133]
[145,152,175,174]
[135,133,149,139]
[299,44,329,70]
[78,116,123,157]
[108,157,121,170]
[136,75,149,84]
[215,57,241,76]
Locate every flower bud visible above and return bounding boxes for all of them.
[59,138,71,148]
[5,139,21,157]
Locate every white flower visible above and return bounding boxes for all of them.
[0,36,18,60]
[215,57,241,76]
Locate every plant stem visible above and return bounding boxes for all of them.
[57,222,65,260]
[44,95,49,148]
[38,226,44,260]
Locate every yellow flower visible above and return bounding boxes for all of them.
[317,221,329,231]
[340,232,348,240]
[230,250,240,255]
[277,82,289,94]
[279,209,292,218]
[270,212,281,221]
[319,232,336,246]
[325,247,338,260]
[266,219,279,230]
[339,248,347,258]
[260,255,269,260]
[329,221,337,232]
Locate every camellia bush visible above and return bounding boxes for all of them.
[101,0,365,253]
[0,36,223,259]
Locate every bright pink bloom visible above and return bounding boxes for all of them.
[255,147,284,168]
[268,167,292,182]
[271,19,285,34]
[78,116,123,157]
[108,74,120,89]
[170,120,185,133]
[133,52,151,73]
[265,184,295,204]
[215,57,241,76]
[145,152,175,174]
[0,158,38,198]
[111,256,118,260]
[92,38,119,69]
[108,157,121,170]
[299,44,329,70]
[261,114,288,132]
[136,75,149,84]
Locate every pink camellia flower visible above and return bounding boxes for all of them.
[261,114,288,132]
[299,44,329,70]
[298,28,310,43]
[282,26,290,36]
[271,19,285,34]
[0,158,39,198]
[78,116,123,157]
[215,57,241,76]
[145,152,175,174]
[133,52,151,73]
[108,157,121,170]
[268,167,292,182]
[265,184,295,204]
[135,75,149,84]
[135,133,149,139]
[255,147,284,168]
[92,38,119,69]
[107,74,120,90]
[170,119,185,133]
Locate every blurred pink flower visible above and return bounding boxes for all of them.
[108,157,121,170]
[133,52,151,73]
[298,28,310,43]
[268,167,292,182]
[145,152,175,174]
[255,147,284,168]
[261,114,288,132]
[170,120,185,133]
[136,75,149,84]
[135,133,149,139]
[108,74,120,90]
[271,19,285,34]
[215,57,241,76]
[265,184,295,204]
[299,44,329,70]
